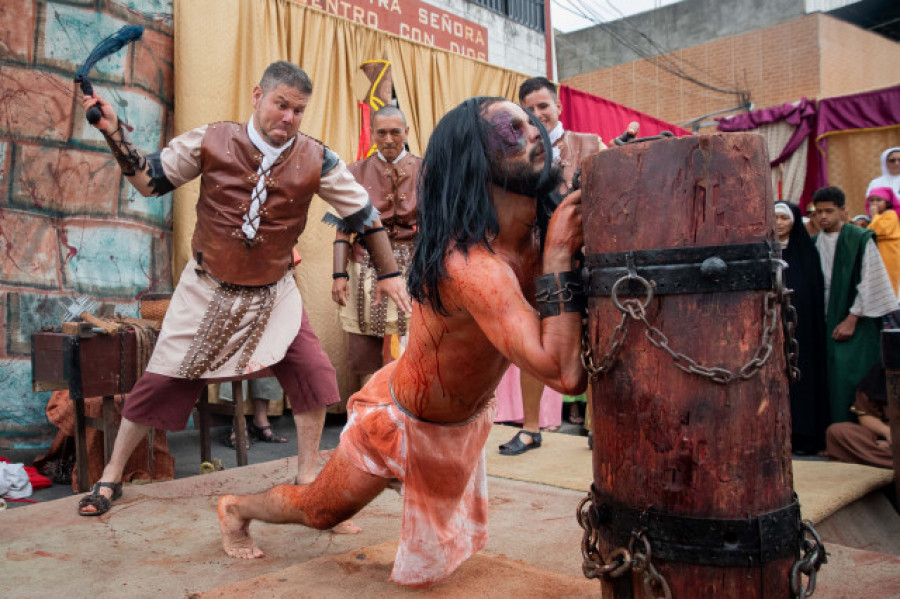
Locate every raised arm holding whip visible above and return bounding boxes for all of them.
[76,61,410,524]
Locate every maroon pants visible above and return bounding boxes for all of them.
[122,308,340,431]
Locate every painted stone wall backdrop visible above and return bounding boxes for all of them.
[0,0,174,449]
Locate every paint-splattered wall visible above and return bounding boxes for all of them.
[0,0,174,449]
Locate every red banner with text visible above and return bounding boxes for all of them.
[294,0,489,61]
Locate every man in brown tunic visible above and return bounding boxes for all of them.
[499,76,637,455]
[329,106,423,383]
[76,61,410,517]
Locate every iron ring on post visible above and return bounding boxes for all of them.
[611,274,655,313]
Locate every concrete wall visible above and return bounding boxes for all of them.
[556,0,804,79]
[0,0,174,449]
[426,0,547,75]
[561,14,900,132]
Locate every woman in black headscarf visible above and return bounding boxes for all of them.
[775,201,829,454]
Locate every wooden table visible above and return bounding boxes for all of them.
[32,330,269,491]
[32,331,144,492]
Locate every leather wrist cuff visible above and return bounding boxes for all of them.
[363,227,399,274]
[376,270,401,281]
[535,271,586,318]
[333,236,351,275]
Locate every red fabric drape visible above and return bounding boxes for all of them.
[356,102,372,161]
[558,85,690,141]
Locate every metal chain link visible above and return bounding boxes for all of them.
[580,494,825,598]
[577,495,673,599]
[640,290,778,384]
[581,260,802,384]
[581,311,628,378]
[780,289,802,383]
[790,520,827,598]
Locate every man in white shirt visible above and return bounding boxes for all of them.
[813,186,898,424]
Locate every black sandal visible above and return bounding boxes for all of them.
[248,422,287,443]
[498,430,542,456]
[77,481,122,516]
[223,429,251,450]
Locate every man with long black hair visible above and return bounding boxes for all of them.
[218,97,587,587]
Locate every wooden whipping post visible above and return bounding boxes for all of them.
[576,133,826,598]
[881,330,900,501]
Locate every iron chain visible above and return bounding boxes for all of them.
[581,262,802,384]
[790,520,827,598]
[577,495,672,599]
[781,288,802,383]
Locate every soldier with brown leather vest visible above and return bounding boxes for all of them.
[76,61,411,520]
[498,77,637,456]
[329,106,422,386]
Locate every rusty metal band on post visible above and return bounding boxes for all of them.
[583,241,779,297]
[585,485,801,567]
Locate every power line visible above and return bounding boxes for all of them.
[554,0,749,100]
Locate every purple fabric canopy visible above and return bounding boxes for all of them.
[717,97,816,167]
[817,85,900,137]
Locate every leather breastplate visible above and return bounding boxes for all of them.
[191,123,323,286]
[348,153,421,244]
[557,131,600,192]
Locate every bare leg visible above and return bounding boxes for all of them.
[252,398,271,428]
[291,405,361,534]
[219,444,387,557]
[79,417,150,513]
[520,370,544,443]
[292,406,325,483]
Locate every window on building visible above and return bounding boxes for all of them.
[469,0,545,33]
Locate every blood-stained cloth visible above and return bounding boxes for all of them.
[340,361,495,587]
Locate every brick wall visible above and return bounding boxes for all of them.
[818,15,900,99]
[0,0,174,449]
[562,13,900,132]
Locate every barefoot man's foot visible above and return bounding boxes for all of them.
[218,495,264,559]
[331,520,362,534]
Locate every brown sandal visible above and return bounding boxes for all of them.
[248,422,287,443]
[77,481,122,516]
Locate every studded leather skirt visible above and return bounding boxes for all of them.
[145,259,302,380]
[340,242,413,338]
